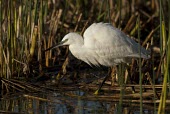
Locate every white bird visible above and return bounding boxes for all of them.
[45,22,150,94]
[46,22,150,67]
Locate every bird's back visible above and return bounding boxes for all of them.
[82,22,150,66]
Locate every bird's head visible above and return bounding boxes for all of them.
[60,33,76,46]
[44,32,83,51]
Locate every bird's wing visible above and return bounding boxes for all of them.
[83,22,149,59]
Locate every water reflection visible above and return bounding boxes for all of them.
[0,90,169,114]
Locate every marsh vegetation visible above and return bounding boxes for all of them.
[0,0,170,113]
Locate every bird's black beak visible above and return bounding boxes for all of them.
[44,39,68,52]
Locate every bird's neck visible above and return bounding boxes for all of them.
[69,43,86,60]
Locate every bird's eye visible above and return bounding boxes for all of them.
[59,39,69,45]
[65,39,68,42]
[61,39,68,43]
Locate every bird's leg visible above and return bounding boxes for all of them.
[94,66,118,95]
[94,74,109,95]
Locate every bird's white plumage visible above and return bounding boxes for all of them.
[59,22,150,66]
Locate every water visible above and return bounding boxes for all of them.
[1,90,168,114]
[0,68,169,114]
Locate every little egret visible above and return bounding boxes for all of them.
[45,22,150,93]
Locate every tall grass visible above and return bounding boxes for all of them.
[158,0,170,113]
[0,0,49,78]
[137,15,143,114]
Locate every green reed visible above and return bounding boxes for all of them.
[0,0,48,78]
[158,0,170,113]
